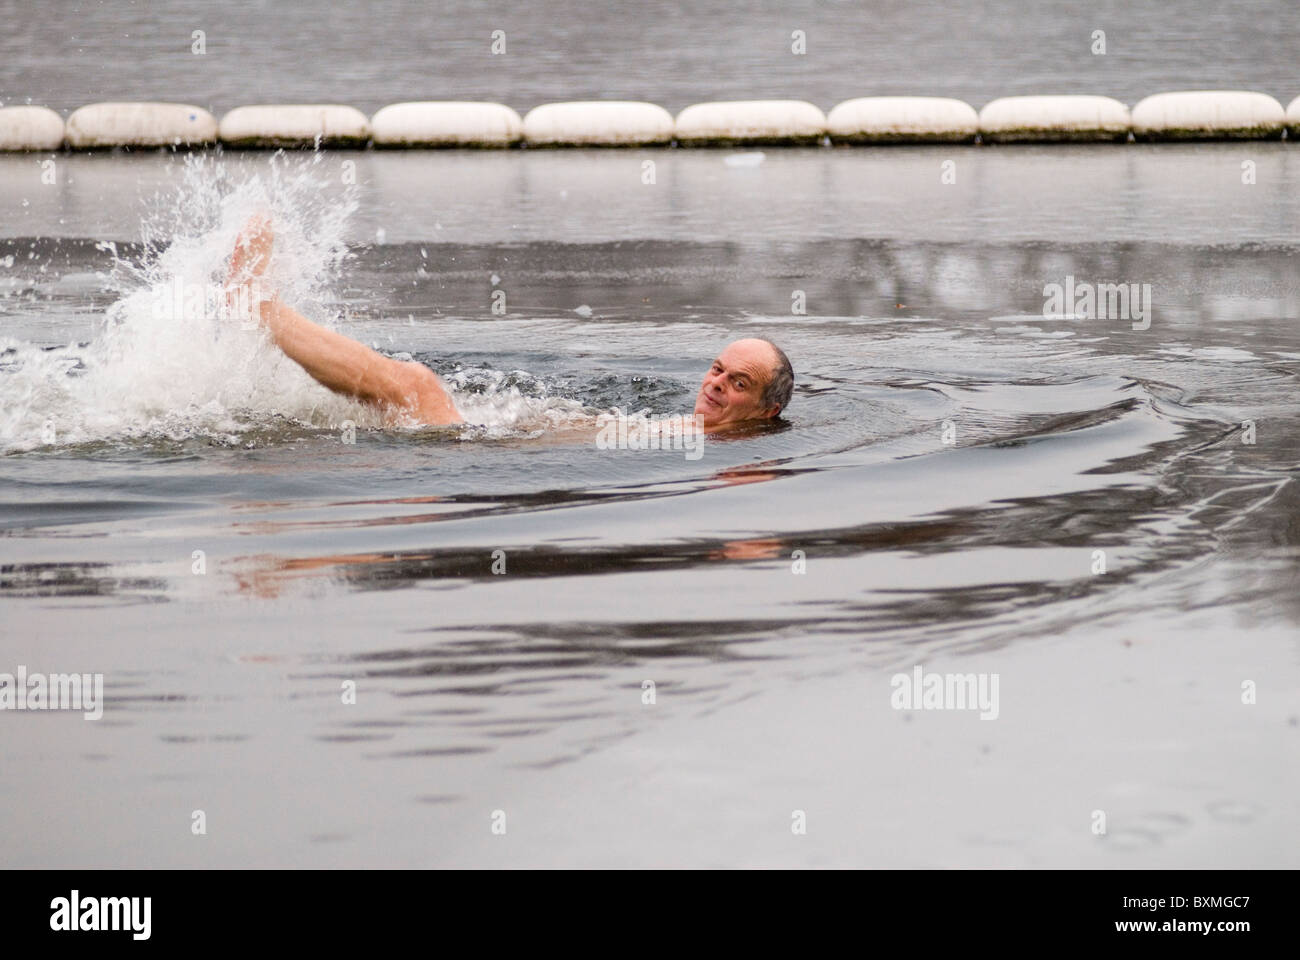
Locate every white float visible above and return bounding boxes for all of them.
[371,102,522,146]
[218,105,371,147]
[1131,91,1285,140]
[65,102,216,148]
[978,95,1130,142]
[0,106,65,150]
[675,100,826,145]
[1289,95,1300,131]
[827,97,977,143]
[522,102,674,146]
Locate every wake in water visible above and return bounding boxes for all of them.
[0,153,595,454]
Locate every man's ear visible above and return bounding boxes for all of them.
[763,405,781,419]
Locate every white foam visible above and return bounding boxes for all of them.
[442,367,592,438]
[1,153,612,451]
[1159,346,1258,362]
[0,153,379,453]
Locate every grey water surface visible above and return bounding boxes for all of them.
[2,9,1299,867]
[2,0,1298,115]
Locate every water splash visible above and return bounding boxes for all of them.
[442,365,599,438]
[0,152,380,453]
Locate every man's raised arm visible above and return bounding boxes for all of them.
[227,216,463,427]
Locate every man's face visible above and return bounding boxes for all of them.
[693,339,779,428]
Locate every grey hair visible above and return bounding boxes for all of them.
[758,339,794,415]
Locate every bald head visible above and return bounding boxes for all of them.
[693,338,794,428]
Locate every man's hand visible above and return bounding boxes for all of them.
[227,214,275,322]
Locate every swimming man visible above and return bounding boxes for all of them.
[226,216,793,431]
